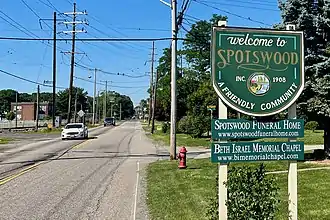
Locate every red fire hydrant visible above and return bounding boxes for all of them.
[177,146,187,169]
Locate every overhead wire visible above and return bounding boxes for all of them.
[199,0,278,7]
[73,75,148,88]
[0,36,177,41]
[196,0,279,11]
[0,69,66,89]
[86,22,150,52]
[74,63,149,78]
[36,45,49,83]
[81,32,142,59]
[83,11,151,51]
[192,0,273,27]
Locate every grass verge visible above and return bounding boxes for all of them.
[142,121,324,147]
[0,138,12,144]
[147,159,330,220]
[141,121,210,148]
[258,130,324,145]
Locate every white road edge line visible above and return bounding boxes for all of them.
[133,160,140,220]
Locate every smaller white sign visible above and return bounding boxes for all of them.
[78,110,85,117]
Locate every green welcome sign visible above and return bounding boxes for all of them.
[211,27,305,116]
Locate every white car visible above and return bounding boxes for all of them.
[61,123,88,140]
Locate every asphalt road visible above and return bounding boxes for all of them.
[0,121,158,220]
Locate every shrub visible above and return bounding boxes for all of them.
[161,122,169,133]
[305,121,319,132]
[6,111,15,121]
[177,116,190,134]
[206,164,280,220]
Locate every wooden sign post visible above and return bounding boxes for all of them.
[211,21,304,220]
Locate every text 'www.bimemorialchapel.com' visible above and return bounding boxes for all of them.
[218,130,299,138]
[217,153,300,162]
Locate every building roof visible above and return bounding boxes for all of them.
[11,101,50,105]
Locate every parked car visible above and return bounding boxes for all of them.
[104,117,116,126]
[61,123,88,140]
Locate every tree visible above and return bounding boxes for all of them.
[149,14,229,136]
[0,89,17,115]
[278,0,330,156]
[278,0,330,122]
[96,91,134,120]
[57,87,88,119]
[183,14,227,75]
[6,111,15,121]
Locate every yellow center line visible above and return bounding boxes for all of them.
[73,139,91,149]
[0,140,89,186]
[0,162,42,185]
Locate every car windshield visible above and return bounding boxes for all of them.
[65,124,83,129]
[105,118,114,122]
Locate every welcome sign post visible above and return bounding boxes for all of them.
[211,22,304,220]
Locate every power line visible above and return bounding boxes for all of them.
[192,0,273,27]
[185,14,203,21]
[84,12,150,51]
[113,27,169,32]
[82,32,142,59]
[0,10,40,39]
[87,22,150,52]
[0,69,65,89]
[74,63,149,78]
[74,75,148,88]
[200,0,277,7]
[0,36,178,41]
[196,0,279,11]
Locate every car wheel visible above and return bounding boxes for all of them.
[62,138,66,140]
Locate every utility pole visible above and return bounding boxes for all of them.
[35,85,40,131]
[111,102,114,117]
[15,91,18,128]
[63,3,87,124]
[97,90,101,123]
[170,0,178,160]
[160,0,186,159]
[148,41,155,126]
[151,71,158,134]
[119,102,122,121]
[100,80,110,120]
[67,3,76,124]
[52,11,56,128]
[92,68,97,125]
[103,81,108,119]
[39,13,67,127]
[74,89,78,122]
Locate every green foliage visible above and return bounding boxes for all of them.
[43,115,52,120]
[0,89,17,114]
[161,122,169,134]
[178,114,209,138]
[6,111,15,121]
[177,116,190,134]
[206,164,280,220]
[278,0,330,121]
[305,121,319,131]
[57,87,88,119]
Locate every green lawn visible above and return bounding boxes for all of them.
[257,130,324,145]
[142,121,210,148]
[147,159,330,220]
[0,138,12,144]
[142,121,324,147]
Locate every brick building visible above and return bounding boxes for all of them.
[11,102,52,121]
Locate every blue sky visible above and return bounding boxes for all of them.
[0,0,281,106]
